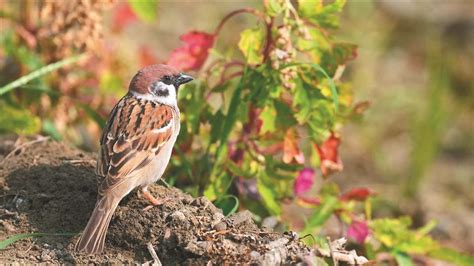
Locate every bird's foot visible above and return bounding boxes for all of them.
[141,189,170,211]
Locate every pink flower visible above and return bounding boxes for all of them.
[167,31,215,71]
[347,220,369,244]
[294,168,315,195]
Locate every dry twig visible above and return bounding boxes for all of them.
[316,238,369,265]
[3,136,50,161]
[146,242,162,266]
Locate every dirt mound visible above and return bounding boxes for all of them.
[0,138,317,264]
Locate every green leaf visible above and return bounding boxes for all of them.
[265,0,285,17]
[204,171,234,201]
[238,27,265,65]
[0,232,76,250]
[256,171,282,215]
[302,196,339,234]
[298,0,321,18]
[214,195,239,216]
[210,110,225,143]
[283,63,338,111]
[298,0,346,28]
[0,54,86,96]
[0,104,41,134]
[127,0,158,22]
[42,119,62,140]
[370,217,439,254]
[215,70,246,160]
[260,102,276,134]
[428,247,474,266]
[296,28,331,54]
[227,161,250,178]
[393,251,413,266]
[78,103,106,128]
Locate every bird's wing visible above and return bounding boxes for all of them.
[96,95,176,196]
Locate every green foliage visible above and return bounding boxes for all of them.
[302,196,339,235]
[238,27,265,65]
[370,217,438,254]
[0,233,76,250]
[0,54,86,96]
[369,217,474,265]
[0,104,41,134]
[127,0,158,22]
[298,0,346,28]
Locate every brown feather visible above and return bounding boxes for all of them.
[96,95,176,195]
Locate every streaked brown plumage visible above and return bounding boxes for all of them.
[76,64,193,254]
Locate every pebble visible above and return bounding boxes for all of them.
[214,221,227,231]
[170,210,186,222]
[250,251,261,260]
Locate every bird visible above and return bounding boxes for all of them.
[75,64,193,254]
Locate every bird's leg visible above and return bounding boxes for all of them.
[141,186,169,211]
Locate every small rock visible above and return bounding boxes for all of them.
[229,210,253,226]
[185,241,209,256]
[250,251,261,260]
[0,220,16,232]
[56,243,64,249]
[262,216,278,229]
[181,196,193,205]
[164,228,172,239]
[214,221,227,231]
[191,197,210,207]
[169,210,186,222]
[40,250,51,262]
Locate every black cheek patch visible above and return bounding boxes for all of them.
[155,88,169,97]
[151,81,170,97]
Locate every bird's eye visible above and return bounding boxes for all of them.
[161,75,173,85]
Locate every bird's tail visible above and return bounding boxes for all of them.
[75,196,120,254]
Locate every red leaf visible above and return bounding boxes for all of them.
[315,132,343,177]
[340,187,375,202]
[294,168,315,195]
[112,3,137,32]
[283,129,304,164]
[167,31,215,71]
[347,220,370,244]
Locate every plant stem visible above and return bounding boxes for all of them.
[0,53,87,96]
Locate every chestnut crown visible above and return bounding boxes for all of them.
[128,64,193,98]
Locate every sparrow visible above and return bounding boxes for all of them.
[75,64,193,254]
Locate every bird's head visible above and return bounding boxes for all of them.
[128,64,193,105]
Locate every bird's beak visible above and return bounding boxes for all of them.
[175,73,194,87]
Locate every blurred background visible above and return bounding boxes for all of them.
[337,0,474,253]
[1,0,473,258]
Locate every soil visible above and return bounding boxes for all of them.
[0,137,317,264]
